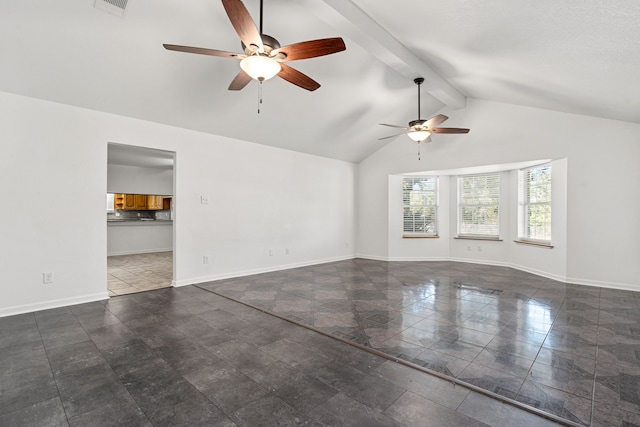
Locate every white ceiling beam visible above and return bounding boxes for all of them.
[301,0,466,110]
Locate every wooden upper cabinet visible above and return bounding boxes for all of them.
[124,194,136,209]
[114,194,168,210]
[147,195,163,210]
[114,194,125,210]
[135,194,148,210]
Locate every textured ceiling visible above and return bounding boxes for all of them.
[2,0,638,163]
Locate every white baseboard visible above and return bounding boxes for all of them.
[107,248,172,256]
[507,262,568,283]
[173,255,356,287]
[449,257,511,268]
[0,292,109,318]
[355,253,389,261]
[565,276,640,292]
[357,254,638,291]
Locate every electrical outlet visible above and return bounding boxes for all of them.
[200,195,209,204]
[477,245,483,252]
[43,272,53,284]
[203,255,209,264]
[285,248,289,255]
[466,245,471,251]
[268,249,274,256]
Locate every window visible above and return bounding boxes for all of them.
[458,173,500,238]
[519,163,552,243]
[402,176,438,236]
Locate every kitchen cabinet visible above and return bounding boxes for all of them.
[114,194,125,209]
[112,193,170,210]
[124,194,136,209]
[135,194,148,210]
[147,195,163,210]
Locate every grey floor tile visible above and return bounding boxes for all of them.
[313,360,406,411]
[47,340,108,378]
[247,360,339,413]
[373,360,470,409]
[307,393,404,427]
[67,399,151,427]
[55,363,136,419]
[384,391,490,427]
[0,396,68,427]
[232,394,319,427]
[458,391,564,427]
[183,363,270,414]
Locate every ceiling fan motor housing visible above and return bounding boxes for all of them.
[242,34,281,55]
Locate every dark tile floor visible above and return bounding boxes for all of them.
[198,259,640,427]
[1,281,563,426]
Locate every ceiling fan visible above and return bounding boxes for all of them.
[163,0,346,92]
[379,78,470,158]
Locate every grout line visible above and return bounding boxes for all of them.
[194,283,582,427]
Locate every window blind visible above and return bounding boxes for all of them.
[458,173,500,237]
[520,164,552,242]
[402,177,438,236]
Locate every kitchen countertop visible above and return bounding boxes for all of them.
[107,219,173,226]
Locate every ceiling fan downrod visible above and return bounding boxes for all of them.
[415,77,424,121]
[259,0,263,34]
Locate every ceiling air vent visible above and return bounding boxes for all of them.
[94,0,129,17]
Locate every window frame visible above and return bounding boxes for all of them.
[402,176,439,238]
[518,163,552,244]
[457,172,501,239]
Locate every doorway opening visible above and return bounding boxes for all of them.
[106,143,176,296]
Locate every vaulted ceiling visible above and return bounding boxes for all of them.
[2,0,639,162]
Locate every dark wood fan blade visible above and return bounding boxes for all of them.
[431,127,470,134]
[425,114,448,129]
[228,70,252,90]
[221,0,263,52]
[163,44,243,58]
[380,123,409,129]
[272,38,346,62]
[277,64,320,91]
[378,132,406,140]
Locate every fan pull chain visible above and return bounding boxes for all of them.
[417,142,421,160]
[257,81,263,114]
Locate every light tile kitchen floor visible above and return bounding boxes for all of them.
[107,252,173,296]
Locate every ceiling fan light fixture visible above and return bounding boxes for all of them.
[240,55,281,81]
[407,129,431,142]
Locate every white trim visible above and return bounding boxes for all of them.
[172,255,356,287]
[565,276,640,292]
[358,254,638,291]
[107,247,173,256]
[449,257,511,268]
[0,292,109,318]
[354,253,389,261]
[386,256,450,262]
[508,262,568,283]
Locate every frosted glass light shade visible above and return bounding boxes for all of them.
[240,56,281,81]
[407,129,431,142]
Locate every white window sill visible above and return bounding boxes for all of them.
[514,239,554,248]
[454,236,502,241]
[403,235,439,239]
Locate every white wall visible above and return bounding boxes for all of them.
[357,98,640,290]
[107,164,173,195]
[0,91,356,316]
